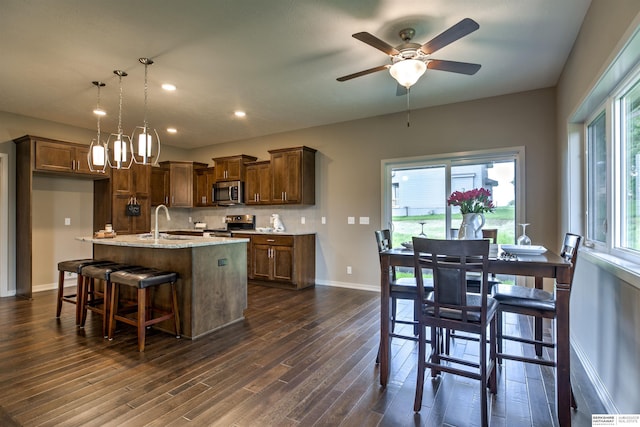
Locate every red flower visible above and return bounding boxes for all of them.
[447,188,495,214]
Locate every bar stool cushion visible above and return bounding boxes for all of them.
[58,259,112,274]
[491,284,555,313]
[81,263,142,280]
[110,268,178,288]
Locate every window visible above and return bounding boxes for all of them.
[585,67,640,261]
[381,148,525,247]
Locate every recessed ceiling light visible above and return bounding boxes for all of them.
[162,83,176,91]
[234,111,246,118]
[167,128,177,134]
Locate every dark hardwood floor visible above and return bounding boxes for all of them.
[0,284,605,426]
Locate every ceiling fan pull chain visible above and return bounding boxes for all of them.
[406,88,411,127]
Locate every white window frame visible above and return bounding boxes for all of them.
[585,63,640,265]
[381,146,526,234]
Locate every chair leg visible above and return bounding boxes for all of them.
[496,309,503,364]
[75,275,84,326]
[137,288,146,352]
[479,325,488,427]
[55,270,65,318]
[488,317,497,394]
[391,297,397,332]
[79,277,92,328]
[431,326,440,378]
[414,323,425,412]
[101,281,110,339]
[108,282,118,340]
[170,282,181,338]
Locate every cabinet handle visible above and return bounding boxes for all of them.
[71,160,75,170]
[267,239,275,242]
[171,196,174,204]
[284,191,287,201]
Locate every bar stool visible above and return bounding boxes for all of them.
[108,268,181,352]
[80,263,142,338]
[56,259,113,325]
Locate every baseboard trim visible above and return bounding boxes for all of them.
[314,280,378,293]
[571,334,618,414]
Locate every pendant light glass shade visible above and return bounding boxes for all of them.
[131,57,160,165]
[389,59,427,89]
[88,81,108,173]
[106,70,133,170]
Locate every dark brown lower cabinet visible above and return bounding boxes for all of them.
[233,233,315,290]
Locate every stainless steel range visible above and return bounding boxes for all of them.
[206,214,255,237]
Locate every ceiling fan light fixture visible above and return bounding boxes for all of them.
[389,59,426,89]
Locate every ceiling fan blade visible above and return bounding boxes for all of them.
[420,18,479,55]
[353,32,400,56]
[337,65,389,82]
[427,59,481,75]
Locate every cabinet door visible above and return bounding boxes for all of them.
[151,167,169,206]
[272,245,293,282]
[246,163,270,204]
[271,150,301,203]
[132,163,151,196]
[214,160,228,181]
[194,168,215,206]
[34,141,74,173]
[225,158,242,180]
[169,163,193,207]
[111,167,133,195]
[74,146,108,176]
[112,195,133,233]
[252,244,272,280]
[131,196,150,234]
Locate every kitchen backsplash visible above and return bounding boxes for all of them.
[152,205,320,233]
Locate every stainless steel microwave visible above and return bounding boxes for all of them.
[213,180,244,205]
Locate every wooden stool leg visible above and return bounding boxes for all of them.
[56,270,65,318]
[101,280,110,338]
[171,282,181,338]
[80,277,92,327]
[138,288,146,352]
[108,282,118,340]
[74,274,84,325]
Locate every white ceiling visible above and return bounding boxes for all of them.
[0,0,591,149]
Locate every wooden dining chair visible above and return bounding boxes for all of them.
[412,237,497,426]
[375,230,432,340]
[491,232,582,408]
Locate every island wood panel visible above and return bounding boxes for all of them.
[93,242,247,339]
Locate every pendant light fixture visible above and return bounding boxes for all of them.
[106,70,133,169]
[131,57,160,165]
[88,81,107,173]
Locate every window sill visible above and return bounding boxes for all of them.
[581,248,640,290]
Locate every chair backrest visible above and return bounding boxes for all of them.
[412,237,490,323]
[561,232,582,285]
[374,229,392,252]
[482,228,498,244]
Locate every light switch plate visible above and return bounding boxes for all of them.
[64,218,71,226]
[359,217,369,225]
[347,216,355,224]
[321,216,326,224]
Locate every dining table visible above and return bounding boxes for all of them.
[378,245,574,427]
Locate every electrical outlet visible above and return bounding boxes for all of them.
[301,216,306,224]
[189,217,192,223]
[347,266,352,274]
[64,218,71,226]
[321,216,326,224]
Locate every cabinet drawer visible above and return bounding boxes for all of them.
[251,234,294,246]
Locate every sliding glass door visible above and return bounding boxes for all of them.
[382,148,524,247]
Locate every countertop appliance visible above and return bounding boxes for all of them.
[213,180,244,206]
[206,214,255,237]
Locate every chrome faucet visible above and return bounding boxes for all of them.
[154,204,171,240]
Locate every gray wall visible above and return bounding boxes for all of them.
[557,0,640,414]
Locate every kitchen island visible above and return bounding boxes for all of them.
[78,234,249,339]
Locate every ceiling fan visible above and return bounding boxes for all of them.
[337,18,481,91]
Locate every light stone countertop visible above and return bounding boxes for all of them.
[76,234,249,249]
